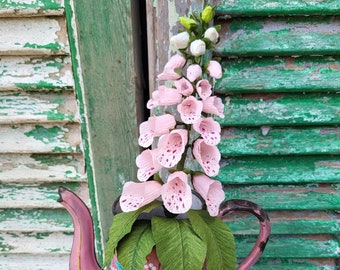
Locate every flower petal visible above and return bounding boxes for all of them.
[193,174,225,216]
[190,39,206,56]
[157,54,186,81]
[177,96,203,124]
[174,77,194,96]
[193,117,221,146]
[202,96,225,118]
[120,181,162,212]
[136,149,163,182]
[207,60,222,79]
[196,79,212,100]
[186,64,202,82]
[156,129,188,168]
[193,139,221,177]
[162,171,192,214]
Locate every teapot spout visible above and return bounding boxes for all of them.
[58,186,101,270]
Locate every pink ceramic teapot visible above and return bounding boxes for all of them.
[58,186,270,270]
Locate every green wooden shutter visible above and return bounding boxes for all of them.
[0,1,91,269]
[214,0,340,268]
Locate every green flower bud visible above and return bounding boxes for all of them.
[179,17,197,30]
[201,6,214,23]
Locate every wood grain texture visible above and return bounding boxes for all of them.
[215,16,340,56]
[215,56,340,93]
[216,0,340,17]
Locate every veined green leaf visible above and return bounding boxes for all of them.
[117,221,155,270]
[104,201,162,266]
[151,216,207,270]
[188,210,236,270]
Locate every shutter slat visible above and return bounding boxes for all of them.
[0,0,64,18]
[0,183,89,209]
[225,185,340,210]
[216,0,340,17]
[215,16,340,56]
[215,56,340,93]
[0,154,85,184]
[236,235,340,259]
[0,92,79,124]
[219,127,340,156]
[217,156,340,184]
[0,17,69,56]
[0,209,73,232]
[219,93,340,126]
[0,124,81,154]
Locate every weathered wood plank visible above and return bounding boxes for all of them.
[219,127,340,156]
[215,56,340,93]
[0,154,86,183]
[0,124,81,153]
[0,0,64,17]
[0,92,79,124]
[247,258,337,270]
[0,182,89,209]
[215,0,340,17]
[0,56,74,91]
[0,17,69,55]
[225,185,340,210]
[236,235,340,258]
[216,16,340,57]
[217,156,340,184]
[0,254,69,270]
[0,231,72,254]
[219,93,340,126]
[224,211,339,235]
[0,209,72,232]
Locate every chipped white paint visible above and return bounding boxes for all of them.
[0,17,69,55]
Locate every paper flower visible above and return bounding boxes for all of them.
[157,54,186,81]
[177,96,203,124]
[193,139,221,177]
[147,85,182,109]
[174,77,194,96]
[207,60,222,79]
[202,96,225,118]
[170,31,190,49]
[204,27,219,43]
[193,117,221,146]
[196,79,212,100]
[190,39,206,56]
[186,64,202,82]
[136,149,163,182]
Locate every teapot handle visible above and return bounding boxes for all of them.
[218,199,271,270]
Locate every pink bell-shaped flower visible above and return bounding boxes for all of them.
[177,96,203,124]
[196,79,212,100]
[156,129,188,168]
[147,86,182,109]
[162,171,192,214]
[207,60,222,79]
[193,117,221,146]
[136,149,163,182]
[193,139,221,177]
[138,115,176,148]
[174,77,194,96]
[120,181,162,212]
[202,96,225,118]
[193,174,225,216]
[186,64,202,82]
[157,54,186,81]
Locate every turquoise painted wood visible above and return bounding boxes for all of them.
[215,56,340,93]
[216,0,340,16]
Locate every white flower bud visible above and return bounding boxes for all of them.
[170,31,190,49]
[204,27,219,43]
[190,39,206,57]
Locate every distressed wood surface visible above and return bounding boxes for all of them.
[0,154,85,183]
[219,93,340,126]
[0,91,79,124]
[0,17,69,55]
[249,259,338,270]
[0,182,89,209]
[0,56,74,91]
[224,185,340,210]
[215,56,340,93]
[0,124,81,153]
[216,0,340,17]
[217,156,340,184]
[0,0,64,17]
[215,16,340,56]
[0,254,69,270]
[219,127,340,155]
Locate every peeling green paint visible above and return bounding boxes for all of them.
[1,0,63,10]
[14,81,72,91]
[24,125,65,144]
[23,42,62,52]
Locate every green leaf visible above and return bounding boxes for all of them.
[117,221,155,270]
[104,200,162,266]
[151,216,207,270]
[188,210,236,270]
